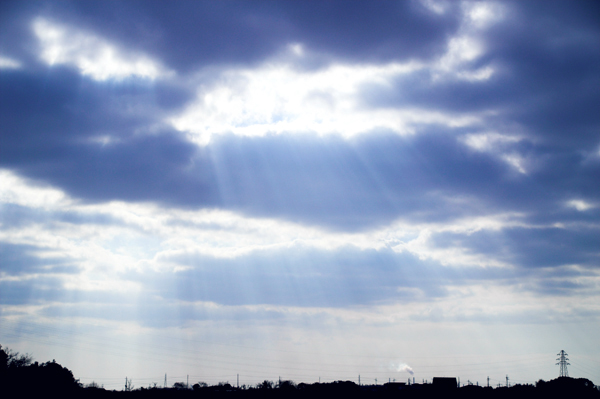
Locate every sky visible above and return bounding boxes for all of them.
[0,0,599,390]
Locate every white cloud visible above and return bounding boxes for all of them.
[461,132,528,173]
[431,2,505,82]
[501,154,527,174]
[32,18,171,81]
[463,1,505,29]
[462,132,521,151]
[0,55,21,69]
[0,169,68,208]
[440,35,484,67]
[566,199,596,212]
[420,0,450,15]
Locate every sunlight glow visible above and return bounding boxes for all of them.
[32,18,170,81]
[170,61,487,145]
[169,2,507,145]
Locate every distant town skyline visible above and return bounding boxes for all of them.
[1,0,599,388]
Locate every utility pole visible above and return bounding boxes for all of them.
[164,373,167,388]
[237,374,239,388]
[487,376,489,388]
[358,375,360,386]
[506,375,509,387]
[125,377,132,391]
[556,350,570,377]
[187,375,189,389]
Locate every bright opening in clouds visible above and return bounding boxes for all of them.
[1,0,599,390]
[170,60,487,145]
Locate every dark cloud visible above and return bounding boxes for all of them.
[208,131,600,232]
[484,1,600,150]
[0,276,67,305]
[1,0,461,73]
[361,1,600,151]
[208,132,507,229]
[0,67,217,206]
[128,246,448,307]
[431,226,600,269]
[0,204,120,229]
[526,278,595,297]
[0,242,79,276]
[127,245,595,308]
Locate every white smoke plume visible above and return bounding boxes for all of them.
[390,362,414,375]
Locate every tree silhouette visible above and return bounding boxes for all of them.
[0,345,80,397]
[257,380,274,389]
[173,381,188,390]
[0,345,32,369]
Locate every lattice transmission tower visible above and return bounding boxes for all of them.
[556,350,570,377]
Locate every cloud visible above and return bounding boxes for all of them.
[567,199,596,212]
[32,18,171,81]
[0,242,78,276]
[0,55,21,69]
[429,226,600,270]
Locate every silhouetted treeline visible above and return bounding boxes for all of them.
[76,377,600,399]
[0,344,80,396]
[1,344,598,399]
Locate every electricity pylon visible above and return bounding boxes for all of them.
[556,350,570,377]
